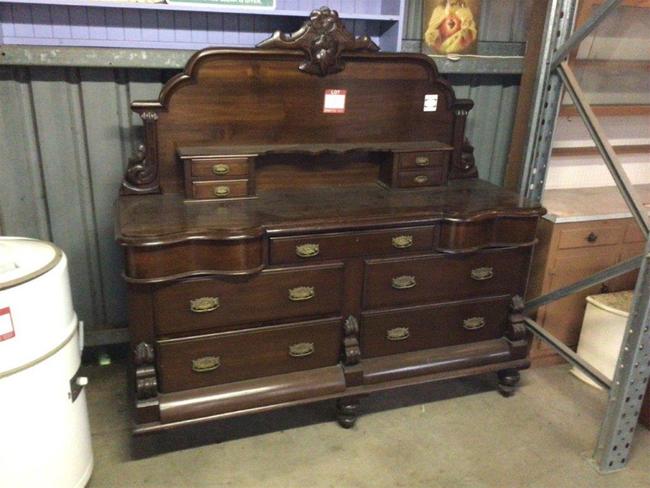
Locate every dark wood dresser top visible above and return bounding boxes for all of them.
[117,179,544,244]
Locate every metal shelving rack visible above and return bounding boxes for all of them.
[520,0,650,473]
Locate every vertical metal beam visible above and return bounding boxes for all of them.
[520,0,580,203]
[593,243,650,472]
[556,61,650,238]
[519,0,650,473]
[550,0,622,69]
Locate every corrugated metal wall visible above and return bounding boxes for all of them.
[0,0,533,344]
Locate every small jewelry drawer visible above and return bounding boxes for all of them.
[397,151,449,170]
[269,226,438,265]
[192,180,250,200]
[363,246,531,310]
[396,168,445,188]
[156,318,342,392]
[360,296,510,358]
[153,263,344,335]
[190,157,251,179]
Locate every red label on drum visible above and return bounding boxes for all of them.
[0,307,15,341]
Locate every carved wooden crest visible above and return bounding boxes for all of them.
[257,6,380,76]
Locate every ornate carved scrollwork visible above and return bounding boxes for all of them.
[506,295,528,342]
[123,142,160,194]
[257,6,379,76]
[460,137,478,175]
[121,110,161,194]
[343,315,361,366]
[134,341,158,400]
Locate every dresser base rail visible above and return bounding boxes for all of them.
[132,339,529,435]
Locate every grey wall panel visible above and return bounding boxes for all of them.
[0,67,50,240]
[448,74,521,185]
[0,67,164,343]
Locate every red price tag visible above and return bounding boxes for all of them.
[323,89,347,113]
[0,307,15,341]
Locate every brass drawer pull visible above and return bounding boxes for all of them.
[414,175,429,184]
[190,296,220,313]
[387,327,410,341]
[214,185,231,198]
[392,275,416,290]
[289,342,315,357]
[470,267,494,281]
[212,163,230,175]
[192,356,221,373]
[463,317,486,330]
[392,235,413,249]
[296,243,320,258]
[288,286,315,301]
[415,156,430,167]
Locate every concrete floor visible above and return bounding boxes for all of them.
[85,362,650,487]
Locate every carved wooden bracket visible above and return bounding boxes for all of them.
[121,110,161,195]
[449,98,477,179]
[257,6,380,76]
[134,341,158,400]
[506,295,529,360]
[343,315,361,366]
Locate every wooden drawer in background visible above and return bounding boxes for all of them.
[396,168,445,188]
[153,264,344,335]
[269,226,438,265]
[190,157,251,179]
[557,221,626,249]
[360,296,510,358]
[397,151,449,170]
[363,247,530,310]
[157,318,342,392]
[192,180,250,200]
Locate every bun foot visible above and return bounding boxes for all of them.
[497,369,521,397]
[336,397,360,429]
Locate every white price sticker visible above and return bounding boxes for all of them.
[323,89,347,113]
[0,307,15,341]
[423,94,438,112]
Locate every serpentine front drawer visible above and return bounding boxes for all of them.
[156,318,342,392]
[362,246,531,310]
[152,263,344,335]
[269,226,438,265]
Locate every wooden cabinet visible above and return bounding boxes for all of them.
[528,218,645,363]
[116,9,545,436]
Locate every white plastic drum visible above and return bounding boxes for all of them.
[0,237,93,488]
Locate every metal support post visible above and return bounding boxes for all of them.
[550,0,622,69]
[593,244,650,472]
[520,0,580,203]
[519,0,650,473]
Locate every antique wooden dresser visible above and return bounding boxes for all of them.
[116,7,546,434]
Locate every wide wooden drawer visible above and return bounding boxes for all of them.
[396,168,445,188]
[269,226,437,265]
[190,157,250,179]
[398,151,449,170]
[157,318,342,392]
[557,221,625,250]
[153,264,344,335]
[192,180,250,200]
[360,296,510,358]
[363,247,530,310]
